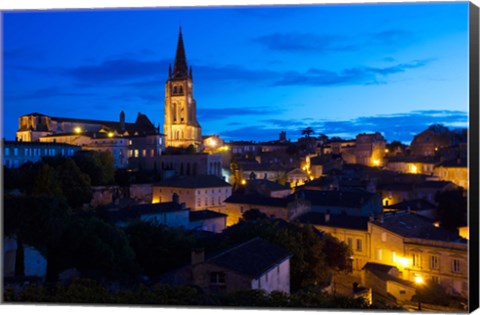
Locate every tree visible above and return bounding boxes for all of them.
[301,127,314,139]
[56,158,92,209]
[221,218,337,291]
[73,151,115,186]
[124,221,196,278]
[48,216,139,281]
[4,195,69,278]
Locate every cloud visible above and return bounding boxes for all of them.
[252,29,413,53]
[198,107,283,122]
[218,110,468,143]
[8,86,94,100]
[252,33,353,53]
[66,58,169,84]
[273,60,429,86]
[3,47,46,62]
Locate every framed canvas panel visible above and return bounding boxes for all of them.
[1,0,479,314]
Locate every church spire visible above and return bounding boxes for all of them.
[173,27,188,79]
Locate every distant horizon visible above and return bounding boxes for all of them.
[3,2,470,143]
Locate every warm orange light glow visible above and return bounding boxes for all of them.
[385,148,389,153]
[409,164,418,174]
[414,275,424,285]
[433,222,440,228]
[152,197,160,204]
[208,138,217,147]
[108,132,114,138]
[241,179,246,185]
[372,159,381,166]
[397,257,411,269]
[74,127,82,134]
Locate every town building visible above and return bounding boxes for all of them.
[161,238,292,295]
[223,193,310,226]
[3,140,80,168]
[410,126,452,157]
[354,132,386,167]
[155,153,223,177]
[16,111,165,168]
[152,175,232,211]
[385,156,439,176]
[104,197,226,233]
[163,28,202,148]
[296,190,383,217]
[434,158,468,189]
[296,212,370,273]
[368,213,468,298]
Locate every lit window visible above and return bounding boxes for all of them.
[356,239,362,252]
[134,150,139,158]
[377,249,383,261]
[412,253,422,267]
[347,238,353,249]
[429,255,439,270]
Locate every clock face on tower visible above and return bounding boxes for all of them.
[164,28,202,149]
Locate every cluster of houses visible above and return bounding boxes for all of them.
[2,29,470,307]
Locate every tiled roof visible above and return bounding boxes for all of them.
[206,237,291,278]
[362,263,413,287]
[372,213,466,243]
[387,156,439,163]
[105,201,187,222]
[437,158,467,168]
[189,210,227,221]
[384,199,437,211]
[296,212,369,231]
[224,193,293,207]
[296,190,376,208]
[247,179,290,192]
[154,175,231,189]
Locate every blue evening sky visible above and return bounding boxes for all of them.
[2,2,470,143]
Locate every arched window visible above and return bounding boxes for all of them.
[173,103,177,122]
[179,86,183,94]
[173,86,177,94]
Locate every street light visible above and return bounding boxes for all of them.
[414,275,424,310]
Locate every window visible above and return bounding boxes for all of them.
[210,272,225,285]
[356,239,362,252]
[429,255,439,270]
[134,150,139,158]
[197,198,201,207]
[381,232,387,242]
[13,148,18,156]
[452,259,461,273]
[412,253,422,267]
[5,148,9,156]
[431,276,439,284]
[347,238,353,249]
[399,290,406,295]
[377,249,383,261]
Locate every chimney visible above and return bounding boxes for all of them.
[378,213,384,224]
[172,192,179,204]
[119,111,125,132]
[324,212,331,223]
[191,248,205,265]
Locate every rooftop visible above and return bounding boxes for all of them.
[296,212,369,231]
[154,175,231,189]
[384,199,437,211]
[189,210,227,222]
[296,190,377,208]
[372,213,466,243]
[224,193,294,208]
[206,237,292,278]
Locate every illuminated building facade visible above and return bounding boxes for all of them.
[163,29,202,148]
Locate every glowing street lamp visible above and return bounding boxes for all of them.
[414,275,424,310]
[108,132,115,138]
[74,127,82,134]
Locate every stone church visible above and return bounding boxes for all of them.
[163,28,202,148]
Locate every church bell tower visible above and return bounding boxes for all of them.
[164,28,202,148]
